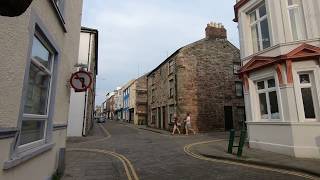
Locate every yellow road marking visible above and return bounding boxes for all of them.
[184,140,318,180]
[67,148,139,180]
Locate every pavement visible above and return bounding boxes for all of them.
[62,120,320,180]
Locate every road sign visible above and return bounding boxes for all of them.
[70,70,92,92]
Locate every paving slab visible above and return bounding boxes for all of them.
[192,138,320,177]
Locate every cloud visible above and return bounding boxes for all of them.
[81,0,239,105]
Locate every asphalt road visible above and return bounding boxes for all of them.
[63,120,308,180]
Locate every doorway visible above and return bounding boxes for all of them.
[162,106,166,129]
[158,107,161,128]
[224,106,233,131]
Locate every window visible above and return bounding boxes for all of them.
[169,105,175,123]
[19,34,55,148]
[249,2,271,53]
[152,109,156,124]
[233,62,241,74]
[256,78,279,120]
[235,82,243,97]
[168,61,174,75]
[287,0,306,41]
[151,89,155,103]
[169,79,174,98]
[298,73,317,119]
[54,0,65,15]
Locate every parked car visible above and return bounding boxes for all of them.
[96,116,106,123]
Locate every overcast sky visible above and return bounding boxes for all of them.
[81,0,239,106]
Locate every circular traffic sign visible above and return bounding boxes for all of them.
[70,70,92,92]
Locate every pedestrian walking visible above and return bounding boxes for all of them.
[171,113,181,135]
[184,113,196,135]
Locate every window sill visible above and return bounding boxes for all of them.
[247,121,320,126]
[3,143,55,170]
[49,0,67,32]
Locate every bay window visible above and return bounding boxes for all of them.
[298,73,317,120]
[249,2,271,53]
[19,33,54,148]
[256,78,280,120]
[287,0,306,41]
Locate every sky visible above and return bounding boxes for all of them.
[81,0,239,106]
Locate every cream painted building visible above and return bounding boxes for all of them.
[67,27,98,137]
[234,0,320,158]
[0,0,83,179]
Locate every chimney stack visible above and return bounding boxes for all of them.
[205,22,227,39]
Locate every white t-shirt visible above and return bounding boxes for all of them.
[186,116,191,124]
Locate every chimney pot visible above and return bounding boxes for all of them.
[205,22,227,39]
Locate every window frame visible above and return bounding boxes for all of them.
[233,62,241,75]
[16,29,57,154]
[294,70,319,122]
[287,0,306,41]
[169,79,174,98]
[168,60,174,75]
[235,81,244,97]
[248,2,271,53]
[255,77,280,121]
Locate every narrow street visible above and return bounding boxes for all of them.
[62,121,308,180]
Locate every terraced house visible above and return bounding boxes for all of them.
[235,0,320,158]
[0,0,83,179]
[147,23,245,132]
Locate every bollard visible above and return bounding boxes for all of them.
[237,129,247,157]
[228,129,235,154]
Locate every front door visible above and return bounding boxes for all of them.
[129,109,134,123]
[224,106,233,131]
[162,106,166,129]
[158,107,161,128]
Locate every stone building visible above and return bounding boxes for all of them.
[122,76,148,125]
[147,23,245,132]
[0,0,83,179]
[235,0,320,158]
[113,87,123,120]
[67,27,98,137]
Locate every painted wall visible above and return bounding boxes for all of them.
[237,0,320,158]
[0,0,83,179]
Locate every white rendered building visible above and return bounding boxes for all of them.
[235,0,320,158]
[67,27,98,137]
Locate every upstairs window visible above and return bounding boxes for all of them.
[54,0,65,15]
[249,2,271,53]
[233,62,241,74]
[256,78,279,120]
[235,82,243,97]
[287,0,306,41]
[168,61,174,75]
[169,79,174,98]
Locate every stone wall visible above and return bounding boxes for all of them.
[147,37,244,132]
[176,39,244,132]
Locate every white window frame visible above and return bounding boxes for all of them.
[287,0,306,41]
[293,69,320,122]
[17,32,55,153]
[248,2,271,53]
[254,76,281,121]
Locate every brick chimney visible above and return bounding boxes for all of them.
[205,22,227,39]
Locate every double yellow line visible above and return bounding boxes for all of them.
[67,123,139,180]
[67,148,139,180]
[184,140,318,180]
